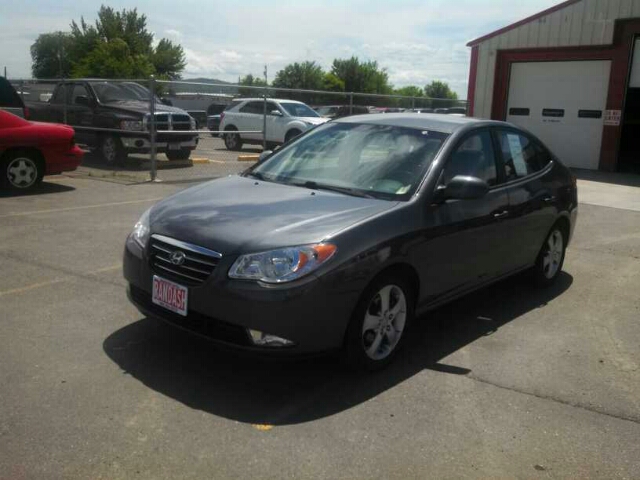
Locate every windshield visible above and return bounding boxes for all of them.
[248,122,448,200]
[280,102,320,118]
[92,82,159,103]
[316,106,337,116]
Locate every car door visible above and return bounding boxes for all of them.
[416,128,511,303]
[493,128,559,270]
[238,101,263,141]
[266,101,286,142]
[66,83,96,146]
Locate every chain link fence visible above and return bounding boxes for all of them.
[10,77,467,184]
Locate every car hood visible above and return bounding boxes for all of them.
[100,100,190,116]
[296,116,329,125]
[150,175,398,255]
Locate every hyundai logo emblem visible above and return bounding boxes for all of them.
[170,251,186,266]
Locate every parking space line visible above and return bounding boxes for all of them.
[0,198,162,218]
[89,264,122,274]
[0,278,64,297]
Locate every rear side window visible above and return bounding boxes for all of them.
[444,130,498,186]
[239,101,263,114]
[50,84,69,104]
[71,84,90,105]
[496,130,550,180]
[225,100,242,111]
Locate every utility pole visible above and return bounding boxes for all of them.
[262,65,268,150]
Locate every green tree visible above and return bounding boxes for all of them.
[30,32,74,78]
[152,39,186,80]
[238,74,268,96]
[424,80,458,99]
[322,72,344,92]
[331,57,392,94]
[72,39,155,78]
[272,61,324,90]
[394,85,423,98]
[31,5,186,80]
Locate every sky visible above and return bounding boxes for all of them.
[0,0,559,97]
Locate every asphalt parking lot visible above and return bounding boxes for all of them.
[1,174,639,479]
[74,136,262,184]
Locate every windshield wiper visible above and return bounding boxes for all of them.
[246,171,267,181]
[298,180,375,199]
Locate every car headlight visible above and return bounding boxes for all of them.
[190,117,196,130]
[229,243,337,283]
[130,208,151,248]
[120,119,143,131]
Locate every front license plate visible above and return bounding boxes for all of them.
[152,275,188,316]
[169,143,181,150]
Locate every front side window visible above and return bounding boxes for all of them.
[248,122,448,200]
[71,85,90,105]
[496,130,549,180]
[279,102,319,118]
[444,130,498,186]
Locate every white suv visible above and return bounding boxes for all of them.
[219,98,328,150]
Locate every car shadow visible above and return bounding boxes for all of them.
[572,167,640,187]
[0,180,75,197]
[103,271,572,425]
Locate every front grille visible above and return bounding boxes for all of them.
[171,114,192,131]
[129,284,251,346]
[149,234,221,286]
[149,113,193,132]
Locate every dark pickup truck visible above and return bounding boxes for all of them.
[27,80,199,165]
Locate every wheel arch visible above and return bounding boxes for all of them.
[1,146,46,171]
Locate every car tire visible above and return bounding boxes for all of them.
[343,273,415,371]
[224,127,243,151]
[166,149,191,161]
[1,150,44,191]
[532,222,567,287]
[100,135,126,166]
[285,129,301,143]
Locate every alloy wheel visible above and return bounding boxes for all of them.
[361,284,407,360]
[7,157,38,189]
[543,229,564,279]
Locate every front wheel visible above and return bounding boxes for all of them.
[100,135,126,166]
[532,225,567,286]
[344,274,415,371]
[284,129,301,143]
[1,151,44,191]
[166,149,191,161]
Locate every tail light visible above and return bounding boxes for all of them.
[23,106,29,119]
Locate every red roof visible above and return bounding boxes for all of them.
[466,0,582,47]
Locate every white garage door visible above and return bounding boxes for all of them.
[506,60,611,170]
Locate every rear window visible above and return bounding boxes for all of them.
[0,77,23,108]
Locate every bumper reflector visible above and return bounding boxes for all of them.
[248,329,294,347]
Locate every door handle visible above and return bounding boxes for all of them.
[493,210,509,219]
[543,195,556,204]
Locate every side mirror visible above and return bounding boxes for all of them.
[436,175,489,201]
[270,110,283,117]
[75,95,91,107]
[258,150,273,163]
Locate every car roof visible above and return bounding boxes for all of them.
[335,113,505,134]
[234,98,306,104]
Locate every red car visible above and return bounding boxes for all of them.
[0,110,84,191]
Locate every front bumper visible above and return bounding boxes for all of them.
[123,240,360,355]
[120,136,199,153]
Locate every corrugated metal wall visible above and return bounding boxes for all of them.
[473,0,640,119]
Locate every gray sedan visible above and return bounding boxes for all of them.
[123,114,577,370]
